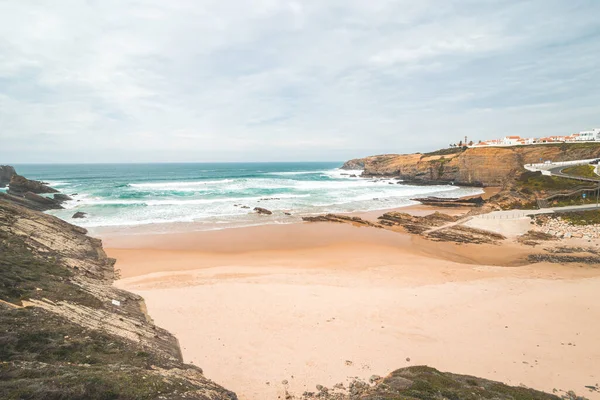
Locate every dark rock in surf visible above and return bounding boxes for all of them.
[54,193,73,203]
[73,211,87,219]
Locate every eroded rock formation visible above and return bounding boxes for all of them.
[343,143,600,187]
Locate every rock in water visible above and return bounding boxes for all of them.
[53,193,73,202]
[254,207,273,215]
[72,211,87,219]
[0,165,16,187]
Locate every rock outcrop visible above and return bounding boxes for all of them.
[0,198,237,400]
[7,174,58,195]
[296,365,561,399]
[411,196,484,207]
[0,165,16,187]
[1,172,64,211]
[254,207,273,215]
[54,193,73,202]
[343,143,600,187]
[302,214,382,228]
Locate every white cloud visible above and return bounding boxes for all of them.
[0,0,599,162]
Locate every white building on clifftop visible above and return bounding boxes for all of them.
[576,128,600,141]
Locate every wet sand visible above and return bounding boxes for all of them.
[106,217,600,400]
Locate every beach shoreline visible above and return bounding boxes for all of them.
[91,185,498,239]
[104,192,600,400]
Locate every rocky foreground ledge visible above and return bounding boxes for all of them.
[0,198,237,399]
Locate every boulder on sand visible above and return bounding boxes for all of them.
[253,207,272,215]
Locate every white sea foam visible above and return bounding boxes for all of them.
[129,179,234,189]
[45,180,70,187]
[47,167,484,229]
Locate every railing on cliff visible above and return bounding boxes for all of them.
[537,185,600,208]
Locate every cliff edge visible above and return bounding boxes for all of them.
[0,198,237,400]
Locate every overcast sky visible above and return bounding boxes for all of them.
[1,1,599,163]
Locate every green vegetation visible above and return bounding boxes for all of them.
[364,366,560,400]
[427,156,451,177]
[561,164,599,179]
[550,194,599,208]
[0,307,201,400]
[517,171,589,192]
[423,147,465,157]
[0,230,101,307]
[555,209,600,226]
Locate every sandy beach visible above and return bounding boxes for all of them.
[105,203,600,400]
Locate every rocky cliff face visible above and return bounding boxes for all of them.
[343,143,600,187]
[0,165,16,187]
[0,198,237,400]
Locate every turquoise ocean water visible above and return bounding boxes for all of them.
[9,163,482,231]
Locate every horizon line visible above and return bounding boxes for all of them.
[5,160,347,166]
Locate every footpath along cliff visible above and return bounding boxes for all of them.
[343,143,600,186]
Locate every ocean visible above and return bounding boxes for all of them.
[10,163,482,231]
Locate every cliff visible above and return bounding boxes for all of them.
[0,198,237,400]
[0,165,16,187]
[343,143,600,187]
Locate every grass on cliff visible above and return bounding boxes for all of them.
[0,230,101,307]
[0,230,218,400]
[550,195,600,208]
[517,171,589,192]
[423,147,465,157]
[561,165,599,179]
[0,306,205,400]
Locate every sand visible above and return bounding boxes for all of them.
[107,215,600,399]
